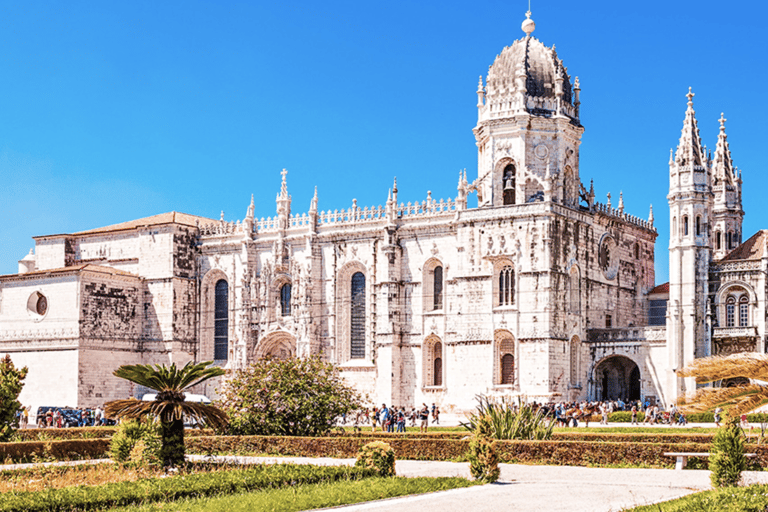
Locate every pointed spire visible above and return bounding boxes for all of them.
[606,192,612,209]
[618,191,624,213]
[246,194,254,220]
[649,204,654,227]
[310,186,318,213]
[280,168,289,198]
[712,112,735,185]
[674,88,706,170]
[477,76,485,107]
[522,8,535,36]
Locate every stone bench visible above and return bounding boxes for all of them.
[663,452,757,470]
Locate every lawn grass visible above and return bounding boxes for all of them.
[626,484,768,511]
[112,476,477,512]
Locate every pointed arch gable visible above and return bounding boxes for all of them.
[254,330,296,361]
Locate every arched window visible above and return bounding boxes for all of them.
[497,333,515,385]
[683,216,689,237]
[739,296,749,327]
[214,279,228,361]
[350,272,366,359]
[695,216,701,236]
[280,283,291,316]
[716,231,722,250]
[433,266,443,310]
[726,296,736,327]
[499,266,514,306]
[568,267,580,313]
[433,342,443,386]
[503,164,516,205]
[634,243,640,259]
[570,336,580,384]
[728,231,734,249]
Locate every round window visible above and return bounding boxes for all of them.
[27,291,48,318]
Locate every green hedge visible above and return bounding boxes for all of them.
[0,439,110,463]
[0,463,374,511]
[13,427,215,442]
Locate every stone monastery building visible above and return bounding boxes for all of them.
[1,12,764,414]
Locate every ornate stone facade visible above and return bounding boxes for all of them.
[1,12,762,415]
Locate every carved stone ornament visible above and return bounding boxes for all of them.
[534,143,549,160]
[598,233,619,280]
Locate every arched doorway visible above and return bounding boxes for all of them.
[594,355,641,401]
[254,331,296,361]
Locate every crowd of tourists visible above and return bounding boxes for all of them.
[339,403,441,432]
[17,406,114,428]
[546,399,689,427]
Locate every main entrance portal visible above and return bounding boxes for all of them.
[594,355,641,402]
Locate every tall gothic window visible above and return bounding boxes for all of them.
[501,354,514,384]
[280,283,291,316]
[695,216,701,236]
[683,216,689,237]
[739,296,749,327]
[214,279,228,361]
[503,164,516,205]
[433,266,443,310]
[726,296,736,327]
[570,336,580,384]
[499,266,514,306]
[433,342,443,386]
[568,267,580,313]
[716,231,722,250]
[350,272,366,359]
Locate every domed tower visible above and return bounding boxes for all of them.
[473,11,584,209]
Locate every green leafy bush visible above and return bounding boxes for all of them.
[468,415,500,482]
[0,438,110,463]
[0,355,27,442]
[110,419,161,464]
[355,441,396,476]
[220,356,362,437]
[710,416,747,487]
[463,395,554,440]
[0,463,375,511]
[608,411,646,423]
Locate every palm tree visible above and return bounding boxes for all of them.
[105,360,227,467]
[677,352,768,417]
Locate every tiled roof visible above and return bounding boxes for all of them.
[0,264,139,280]
[73,212,215,235]
[721,230,768,262]
[649,282,669,295]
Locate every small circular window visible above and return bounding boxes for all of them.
[27,291,48,318]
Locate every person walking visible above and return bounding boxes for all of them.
[631,403,638,425]
[419,403,430,433]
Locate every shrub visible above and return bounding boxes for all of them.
[355,441,396,476]
[220,356,362,437]
[110,419,161,465]
[608,411,646,423]
[0,355,27,442]
[468,415,500,482]
[463,395,554,440]
[710,416,747,487]
[0,438,110,463]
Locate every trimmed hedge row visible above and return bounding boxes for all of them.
[0,439,110,463]
[14,427,215,442]
[188,435,768,469]
[0,463,374,512]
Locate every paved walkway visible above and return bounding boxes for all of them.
[188,455,768,512]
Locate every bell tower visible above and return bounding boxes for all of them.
[711,113,743,260]
[473,11,584,209]
[667,88,713,403]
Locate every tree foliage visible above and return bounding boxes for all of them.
[220,356,362,436]
[105,360,226,466]
[678,353,768,416]
[710,415,747,487]
[0,355,28,442]
[468,414,500,483]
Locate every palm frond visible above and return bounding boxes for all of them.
[678,353,768,383]
[678,384,768,416]
[112,361,225,393]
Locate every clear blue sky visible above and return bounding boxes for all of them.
[1,1,765,282]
